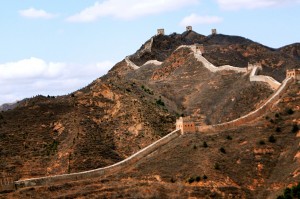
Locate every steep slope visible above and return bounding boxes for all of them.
[127,47,273,124]
[2,83,299,199]
[0,73,175,180]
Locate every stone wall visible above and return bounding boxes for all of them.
[211,77,293,131]
[142,60,162,66]
[15,129,181,189]
[249,66,281,90]
[125,56,140,70]
[176,45,247,73]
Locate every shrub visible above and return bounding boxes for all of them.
[195,176,201,182]
[276,127,281,132]
[203,141,208,148]
[156,98,165,106]
[286,108,294,115]
[268,135,276,143]
[275,113,280,118]
[193,145,197,149]
[277,187,297,199]
[188,177,195,184]
[259,140,265,145]
[220,147,226,154]
[226,135,232,140]
[203,175,208,180]
[292,124,299,133]
[170,177,176,183]
[214,163,220,170]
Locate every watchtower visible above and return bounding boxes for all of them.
[176,117,196,134]
[195,43,205,54]
[186,26,192,31]
[157,29,165,36]
[211,29,217,35]
[286,69,300,81]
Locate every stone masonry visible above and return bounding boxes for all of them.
[286,69,300,82]
[157,29,165,35]
[186,26,192,31]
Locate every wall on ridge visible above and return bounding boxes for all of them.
[249,66,281,90]
[125,56,140,70]
[14,129,181,189]
[211,77,293,131]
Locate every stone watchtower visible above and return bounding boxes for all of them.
[211,29,217,35]
[157,29,165,36]
[286,69,300,82]
[195,44,205,54]
[176,117,196,134]
[186,26,192,31]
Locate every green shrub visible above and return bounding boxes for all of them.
[156,98,165,106]
[203,141,208,148]
[203,175,208,180]
[276,127,281,132]
[259,140,265,145]
[195,176,201,182]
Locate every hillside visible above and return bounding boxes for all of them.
[0,30,299,198]
[2,82,299,199]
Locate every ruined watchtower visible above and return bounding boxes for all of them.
[176,117,196,134]
[211,29,217,35]
[186,26,192,31]
[157,29,165,36]
[195,43,205,54]
[286,69,300,82]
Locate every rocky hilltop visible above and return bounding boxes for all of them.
[0,30,299,198]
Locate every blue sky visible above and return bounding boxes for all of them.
[1,0,300,104]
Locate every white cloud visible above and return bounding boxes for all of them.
[66,0,199,22]
[19,8,58,19]
[180,14,223,26]
[0,58,114,104]
[217,0,300,10]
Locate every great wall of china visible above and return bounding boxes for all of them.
[1,37,299,192]
[11,129,181,190]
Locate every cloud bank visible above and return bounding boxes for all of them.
[0,58,114,104]
[217,0,300,10]
[180,14,223,26]
[66,0,199,22]
[19,8,57,19]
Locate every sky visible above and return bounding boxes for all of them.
[1,0,300,104]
